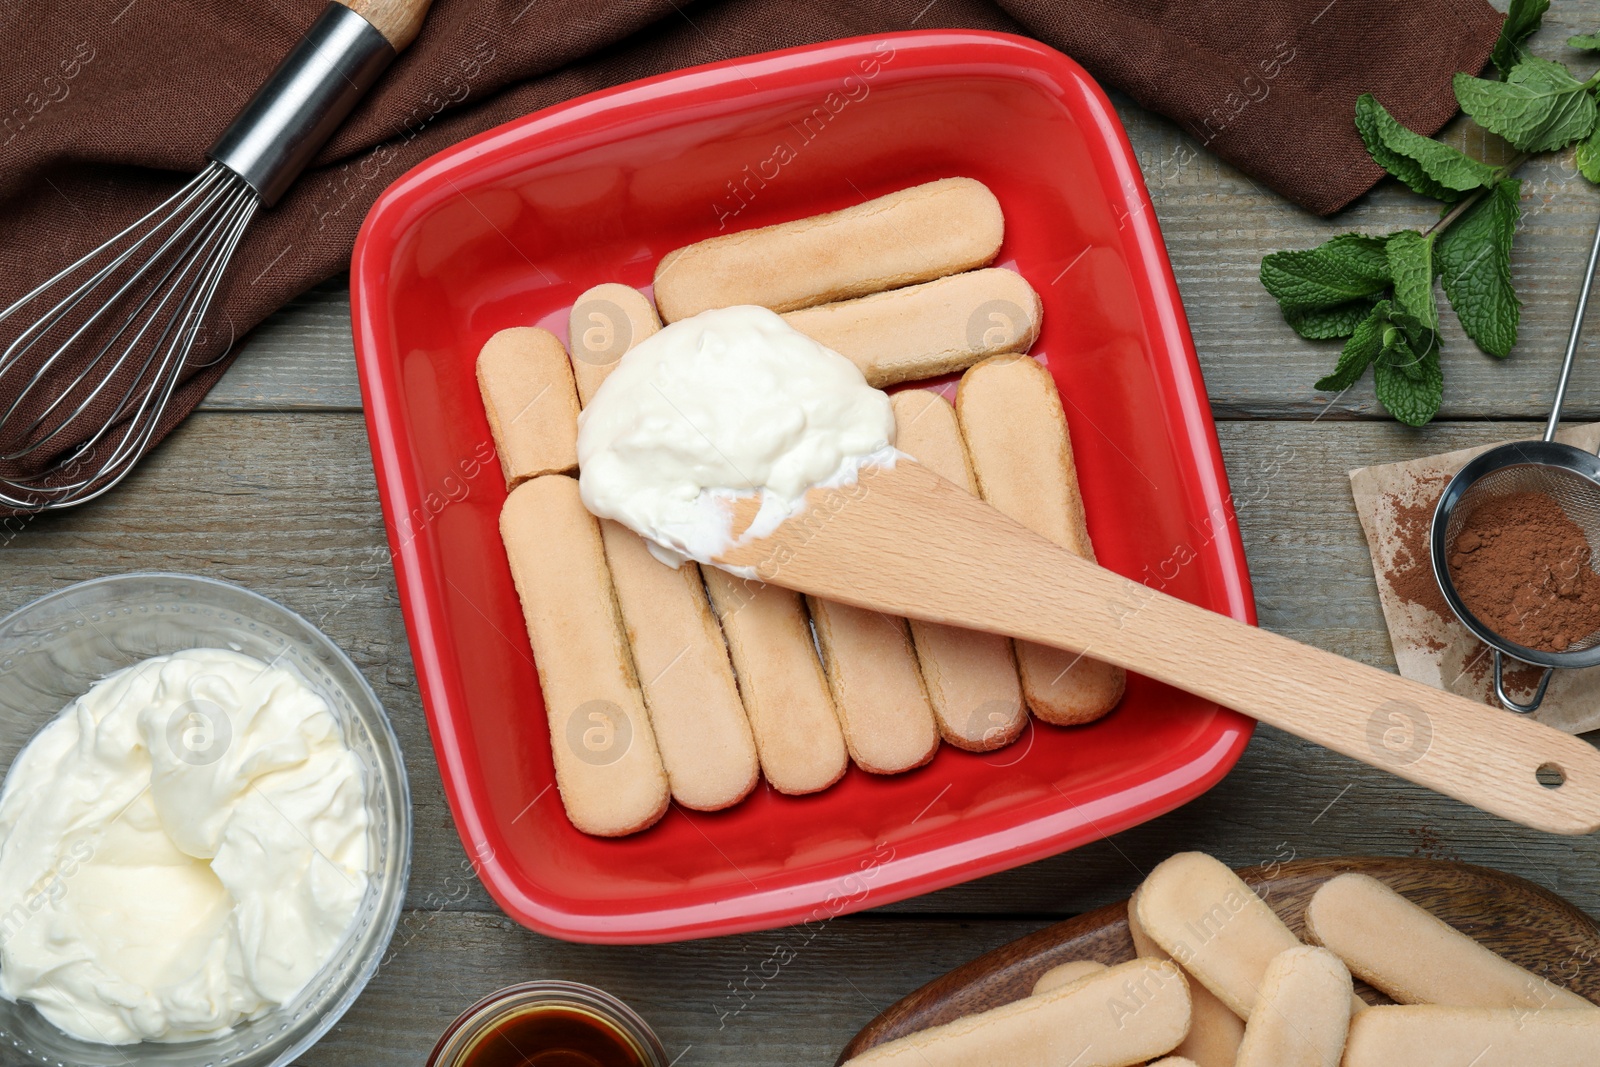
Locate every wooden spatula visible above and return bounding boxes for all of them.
[716,459,1600,835]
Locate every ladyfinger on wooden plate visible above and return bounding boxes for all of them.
[1305,872,1595,1011]
[599,522,759,811]
[891,389,1026,752]
[1232,947,1353,1067]
[957,354,1126,724]
[1342,1004,1600,1066]
[1029,959,1105,996]
[842,959,1191,1067]
[652,177,1004,322]
[703,570,849,796]
[476,327,581,486]
[500,476,670,837]
[784,268,1042,388]
[1127,884,1246,1067]
[1133,852,1365,1020]
[567,283,661,405]
[808,597,940,774]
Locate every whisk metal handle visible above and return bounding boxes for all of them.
[208,0,415,207]
[1546,208,1600,445]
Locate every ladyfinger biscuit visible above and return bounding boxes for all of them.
[703,569,849,795]
[1233,947,1353,1067]
[1030,960,1106,996]
[842,958,1191,1067]
[1306,873,1593,1012]
[500,476,670,836]
[1148,1060,1199,1067]
[1343,1005,1600,1066]
[783,268,1042,388]
[891,390,1025,752]
[476,327,581,486]
[567,283,662,405]
[808,597,940,774]
[1127,884,1246,1067]
[957,354,1126,725]
[653,177,1004,322]
[1133,852,1304,1020]
[599,521,759,811]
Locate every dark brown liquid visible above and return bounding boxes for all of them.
[455,1005,651,1067]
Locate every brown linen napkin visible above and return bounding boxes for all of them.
[1350,426,1600,736]
[0,0,1502,502]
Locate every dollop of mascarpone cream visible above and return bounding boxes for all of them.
[577,305,897,567]
[0,648,370,1045]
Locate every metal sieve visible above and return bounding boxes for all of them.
[1431,213,1600,713]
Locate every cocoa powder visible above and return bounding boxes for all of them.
[1385,471,1452,623]
[1447,491,1600,653]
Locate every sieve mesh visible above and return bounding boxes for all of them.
[1442,462,1600,655]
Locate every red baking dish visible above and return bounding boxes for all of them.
[350,30,1256,944]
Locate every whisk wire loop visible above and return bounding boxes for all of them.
[0,163,257,510]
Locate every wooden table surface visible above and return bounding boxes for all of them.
[7,5,1600,1064]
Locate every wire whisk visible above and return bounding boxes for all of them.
[0,0,429,513]
[0,164,257,510]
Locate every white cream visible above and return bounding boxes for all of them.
[0,648,370,1045]
[577,305,897,570]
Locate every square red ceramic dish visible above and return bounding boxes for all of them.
[350,30,1256,944]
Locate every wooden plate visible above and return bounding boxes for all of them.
[837,856,1600,1062]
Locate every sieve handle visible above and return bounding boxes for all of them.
[1547,209,1600,445]
[1494,651,1554,714]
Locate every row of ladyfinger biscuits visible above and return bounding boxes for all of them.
[485,312,1114,834]
[482,177,1124,835]
[848,851,1598,1066]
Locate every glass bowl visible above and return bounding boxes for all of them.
[0,572,412,1067]
[427,981,667,1067]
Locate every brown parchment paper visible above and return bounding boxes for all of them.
[1350,424,1600,736]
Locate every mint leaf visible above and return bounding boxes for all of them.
[1494,0,1550,74]
[1578,125,1600,183]
[1355,94,1499,201]
[1453,58,1598,153]
[1285,298,1379,340]
[1570,33,1600,51]
[1315,301,1388,391]
[1437,180,1522,358]
[1374,340,1444,426]
[1385,230,1439,331]
[1260,234,1391,310]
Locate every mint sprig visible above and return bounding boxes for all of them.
[1494,0,1551,74]
[1355,95,1499,200]
[1258,0,1596,427]
[1453,57,1598,153]
[1436,180,1522,359]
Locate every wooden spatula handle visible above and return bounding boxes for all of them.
[720,461,1600,835]
[337,0,432,50]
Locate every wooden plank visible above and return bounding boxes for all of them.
[1137,102,1600,422]
[204,14,1600,422]
[204,278,363,411]
[7,413,1599,929]
[211,153,1600,420]
[307,910,1041,1065]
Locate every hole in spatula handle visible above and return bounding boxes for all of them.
[1537,763,1567,789]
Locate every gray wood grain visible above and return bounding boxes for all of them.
[17,6,1600,1062]
[204,15,1600,423]
[6,415,1597,940]
[311,911,1041,1066]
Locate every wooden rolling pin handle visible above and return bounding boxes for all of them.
[719,460,1600,836]
[337,0,433,50]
